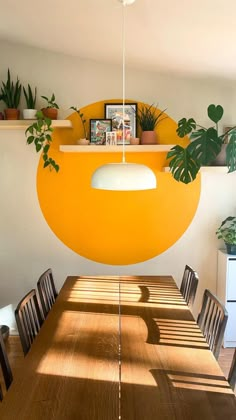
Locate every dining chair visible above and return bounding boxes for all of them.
[180,265,199,309]
[197,289,228,359]
[0,329,13,400]
[37,268,58,318]
[15,289,44,356]
[228,348,236,390]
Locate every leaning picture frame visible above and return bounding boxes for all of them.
[90,119,112,144]
[104,103,137,144]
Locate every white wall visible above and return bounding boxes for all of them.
[0,40,235,331]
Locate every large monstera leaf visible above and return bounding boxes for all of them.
[188,127,222,165]
[226,131,236,172]
[167,145,201,184]
[176,118,196,138]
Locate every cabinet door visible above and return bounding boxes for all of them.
[225,302,236,342]
[227,258,236,300]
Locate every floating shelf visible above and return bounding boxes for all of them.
[0,120,72,129]
[163,166,229,173]
[60,144,174,153]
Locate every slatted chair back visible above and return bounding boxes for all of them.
[0,329,13,400]
[228,348,236,390]
[37,268,58,318]
[15,289,44,356]
[180,265,199,309]
[197,289,228,360]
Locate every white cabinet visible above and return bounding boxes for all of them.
[217,250,236,347]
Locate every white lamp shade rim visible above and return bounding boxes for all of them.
[91,162,157,191]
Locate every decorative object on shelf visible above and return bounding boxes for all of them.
[137,103,167,145]
[70,106,88,142]
[106,131,117,145]
[25,111,59,172]
[76,138,90,145]
[130,137,140,145]
[0,112,4,120]
[23,84,37,120]
[104,102,137,144]
[167,104,236,184]
[91,0,156,191]
[41,93,59,119]
[216,216,236,255]
[0,68,21,120]
[90,119,112,144]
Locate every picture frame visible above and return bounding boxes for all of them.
[104,103,137,144]
[106,131,117,145]
[90,119,112,144]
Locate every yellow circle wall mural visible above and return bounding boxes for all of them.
[37,100,201,265]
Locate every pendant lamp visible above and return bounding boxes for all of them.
[91,0,157,191]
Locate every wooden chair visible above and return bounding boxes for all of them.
[15,289,44,356]
[0,329,13,400]
[180,265,199,309]
[228,348,236,390]
[37,268,58,318]
[197,289,228,359]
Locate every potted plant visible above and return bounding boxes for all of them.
[216,216,236,255]
[41,93,59,120]
[0,69,21,119]
[70,106,89,144]
[25,111,59,172]
[23,84,37,119]
[167,104,236,184]
[137,103,167,144]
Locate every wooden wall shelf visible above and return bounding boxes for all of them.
[60,145,174,153]
[0,120,72,129]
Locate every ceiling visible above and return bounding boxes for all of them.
[1,0,236,80]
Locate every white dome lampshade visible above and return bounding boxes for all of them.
[91,162,157,191]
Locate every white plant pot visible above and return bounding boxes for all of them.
[23,109,37,120]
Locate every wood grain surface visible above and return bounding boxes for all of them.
[0,275,235,419]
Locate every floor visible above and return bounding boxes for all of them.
[0,336,235,397]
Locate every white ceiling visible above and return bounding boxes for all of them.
[1,0,236,80]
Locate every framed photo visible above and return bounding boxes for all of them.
[104,103,137,144]
[90,119,112,144]
[106,131,117,145]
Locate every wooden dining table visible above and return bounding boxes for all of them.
[0,275,236,419]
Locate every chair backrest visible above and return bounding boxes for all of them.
[37,268,58,318]
[180,265,199,309]
[228,348,236,390]
[0,329,13,400]
[197,289,228,359]
[15,289,44,356]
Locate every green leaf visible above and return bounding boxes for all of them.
[176,118,196,138]
[36,143,42,152]
[226,132,236,172]
[43,161,50,168]
[207,104,224,124]
[188,127,222,165]
[167,145,201,183]
[26,136,35,144]
[43,144,50,153]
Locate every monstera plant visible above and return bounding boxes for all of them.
[167,104,236,184]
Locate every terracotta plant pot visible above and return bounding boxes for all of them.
[130,137,140,145]
[42,108,58,120]
[4,108,20,120]
[141,130,157,145]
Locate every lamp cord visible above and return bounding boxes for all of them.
[122,2,126,164]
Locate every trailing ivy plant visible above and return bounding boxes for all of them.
[167,104,236,184]
[25,111,59,172]
[70,106,88,139]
